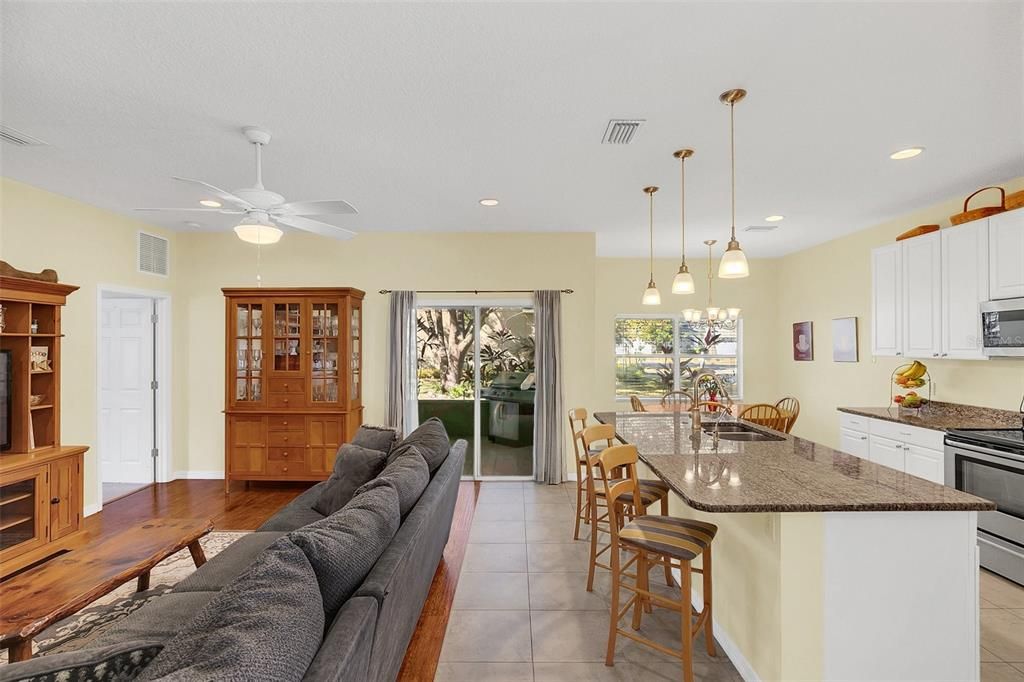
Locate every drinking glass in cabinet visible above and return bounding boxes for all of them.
[237,306,249,337]
[252,346,262,370]
[236,378,247,401]
[251,379,262,401]
[252,309,263,334]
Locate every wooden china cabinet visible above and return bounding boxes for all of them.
[0,276,87,577]
[223,287,364,492]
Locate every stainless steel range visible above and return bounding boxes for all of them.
[480,371,535,446]
[945,420,1024,586]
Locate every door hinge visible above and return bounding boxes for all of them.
[150,380,159,390]
[151,448,159,459]
[151,312,159,324]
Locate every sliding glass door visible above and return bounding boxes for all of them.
[415,303,535,479]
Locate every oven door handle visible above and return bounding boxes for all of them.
[978,534,1024,561]
[946,441,1024,468]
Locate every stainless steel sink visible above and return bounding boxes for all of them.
[715,431,784,442]
[703,422,751,432]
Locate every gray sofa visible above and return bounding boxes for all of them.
[1,434,467,682]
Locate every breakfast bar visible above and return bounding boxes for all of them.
[595,411,994,682]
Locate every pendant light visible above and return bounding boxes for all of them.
[671,149,696,295]
[718,88,750,279]
[641,186,661,305]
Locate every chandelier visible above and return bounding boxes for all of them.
[682,239,740,332]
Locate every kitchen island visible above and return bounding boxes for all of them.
[595,411,993,682]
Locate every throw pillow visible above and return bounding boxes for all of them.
[352,424,400,454]
[0,640,163,681]
[289,484,400,618]
[354,446,430,517]
[136,537,324,682]
[312,443,387,516]
[387,417,450,473]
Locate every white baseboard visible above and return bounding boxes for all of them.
[84,502,102,518]
[173,470,224,480]
[680,569,760,682]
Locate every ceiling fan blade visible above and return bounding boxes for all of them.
[171,176,252,208]
[272,199,358,216]
[134,207,244,214]
[275,214,357,240]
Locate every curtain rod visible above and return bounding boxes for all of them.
[378,288,573,295]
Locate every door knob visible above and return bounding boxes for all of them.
[282,466,288,472]
[282,452,288,458]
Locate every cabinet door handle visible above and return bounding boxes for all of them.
[896,352,902,356]
[932,353,939,357]
[50,497,60,504]
[941,353,948,357]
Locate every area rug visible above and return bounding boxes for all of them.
[1,531,249,664]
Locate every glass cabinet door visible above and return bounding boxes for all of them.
[233,302,264,403]
[350,301,361,403]
[273,302,302,372]
[310,301,340,404]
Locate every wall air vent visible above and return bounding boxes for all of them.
[744,225,779,233]
[0,125,47,147]
[602,119,645,144]
[138,232,169,277]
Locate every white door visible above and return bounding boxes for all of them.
[904,444,945,484]
[901,233,942,359]
[989,209,1024,300]
[941,221,989,360]
[871,243,902,356]
[868,435,906,472]
[100,298,154,484]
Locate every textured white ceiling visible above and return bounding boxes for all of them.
[2,1,1022,257]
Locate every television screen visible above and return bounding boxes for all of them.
[1,349,10,451]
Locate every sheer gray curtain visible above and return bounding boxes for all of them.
[386,291,417,436]
[533,290,564,484]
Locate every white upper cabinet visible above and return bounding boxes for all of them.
[989,209,1024,300]
[941,221,989,359]
[871,243,902,356]
[901,232,942,359]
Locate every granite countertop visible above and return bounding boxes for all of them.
[594,411,995,514]
[838,401,1022,431]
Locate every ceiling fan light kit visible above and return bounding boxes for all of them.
[136,125,358,244]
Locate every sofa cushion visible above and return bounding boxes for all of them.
[0,640,164,682]
[257,481,327,532]
[90,592,217,647]
[172,531,285,593]
[312,443,388,516]
[355,446,430,517]
[352,424,400,454]
[137,537,324,682]
[289,484,400,619]
[387,417,450,472]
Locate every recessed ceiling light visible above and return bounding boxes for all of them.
[764,215,785,222]
[890,147,924,160]
[479,198,499,207]
[183,221,202,229]
[199,199,222,208]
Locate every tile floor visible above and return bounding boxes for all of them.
[437,481,742,681]
[981,570,1024,681]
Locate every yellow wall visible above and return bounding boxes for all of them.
[0,178,191,511]
[774,177,1024,448]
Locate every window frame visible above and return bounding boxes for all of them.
[613,313,743,402]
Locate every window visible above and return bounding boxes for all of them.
[614,315,742,401]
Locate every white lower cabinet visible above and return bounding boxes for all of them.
[837,412,946,485]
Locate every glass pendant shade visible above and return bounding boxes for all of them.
[642,281,662,306]
[727,308,741,320]
[672,267,695,294]
[234,220,283,245]
[718,239,749,278]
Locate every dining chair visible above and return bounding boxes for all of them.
[774,396,800,433]
[629,395,647,412]
[567,407,590,540]
[738,403,788,432]
[660,390,692,412]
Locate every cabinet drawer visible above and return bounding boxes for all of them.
[839,427,869,458]
[268,416,304,432]
[268,394,301,409]
[269,378,305,394]
[838,412,870,433]
[268,431,305,447]
[266,460,307,477]
[868,418,944,450]
[268,447,306,462]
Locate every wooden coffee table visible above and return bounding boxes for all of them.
[0,517,213,663]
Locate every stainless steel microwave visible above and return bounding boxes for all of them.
[982,298,1024,356]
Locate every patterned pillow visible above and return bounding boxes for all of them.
[0,640,163,682]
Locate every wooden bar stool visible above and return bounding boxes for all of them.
[568,407,590,540]
[581,425,671,593]
[596,443,718,682]
[630,395,647,412]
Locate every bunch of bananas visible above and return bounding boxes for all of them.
[894,361,927,388]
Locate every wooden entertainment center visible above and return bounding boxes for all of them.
[223,287,364,492]
[0,276,87,577]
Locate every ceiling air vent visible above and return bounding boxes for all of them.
[138,232,169,277]
[744,225,779,233]
[602,119,645,144]
[0,125,47,147]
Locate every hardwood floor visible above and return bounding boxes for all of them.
[55,478,478,681]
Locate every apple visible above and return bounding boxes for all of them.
[893,395,905,404]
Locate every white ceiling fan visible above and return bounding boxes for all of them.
[136,126,357,244]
